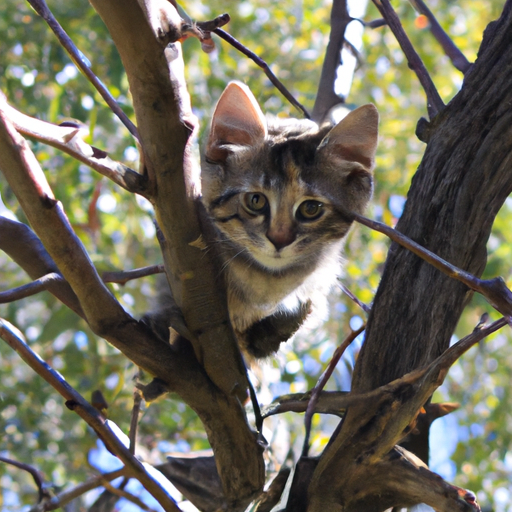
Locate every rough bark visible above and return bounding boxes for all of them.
[353,0,512,393]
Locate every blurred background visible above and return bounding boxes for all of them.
[0,0,511,510]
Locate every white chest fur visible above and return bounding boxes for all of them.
[226,240,343,333]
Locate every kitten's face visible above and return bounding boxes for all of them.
[203,132,372,272]
[202,82,378,273]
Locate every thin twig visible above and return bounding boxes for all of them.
[409,0,471,73]
[0,272,64,303]
[26,0,139,139]
[372,0,444,118]
[338,282,371,314]
[213,28,311,119]
[0,319,181,512]
[0,264,165,305]
[312,0,351,123]
[302,324,365,457]
[0,96,146,195]
[32,468,126,511]
[103,265,165,285]
[352,212,512,319]
[129,389,143,454]
[0,456,50,503]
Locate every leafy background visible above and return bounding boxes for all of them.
[0,0,511,510]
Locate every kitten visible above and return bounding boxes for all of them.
[148,82,378,358]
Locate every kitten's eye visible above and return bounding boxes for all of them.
[297,200,324,220]
[242,193,268,214]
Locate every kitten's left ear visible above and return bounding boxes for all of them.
[206,81,268,163]
[318,104,379,172]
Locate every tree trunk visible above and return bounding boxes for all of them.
[353,1,512,394]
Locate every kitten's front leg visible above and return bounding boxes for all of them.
[240,301,312,358]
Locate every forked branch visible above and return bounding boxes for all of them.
[0,96,147,195]
[372,0,444,117]
[0,320,181,512]
[408,0,471,73]
[306,318,503,510]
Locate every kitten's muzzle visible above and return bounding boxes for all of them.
[266,225,296,251]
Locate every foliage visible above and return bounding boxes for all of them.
[0,0,512,510]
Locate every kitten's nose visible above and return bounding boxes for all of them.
[267,226,296,251]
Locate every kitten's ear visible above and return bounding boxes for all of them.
[206,81,268,163]
[318,104,379,172]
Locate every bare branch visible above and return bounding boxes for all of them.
[0,319,181,512]
[102,264,165,285]
[262,390,348,418]
[34,469,126,511]
[307,319,503,510]
[352,212,512,319]
[213,28,311,119]
[372,0,444,118]
[338,282,371,314]
[409,0,471,73]
[0,217,83,317]
[129,389,143,454]
[26,0,139,139]
[302,325,365,456]
[0,456,50,503]
[0,107,133,336]
[0,96,147,195]
[312,0,351,123]
[0,272,64,303]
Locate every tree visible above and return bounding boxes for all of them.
[1,0,512,510]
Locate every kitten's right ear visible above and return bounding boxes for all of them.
[206,81,267,163]
[318,104,379,172]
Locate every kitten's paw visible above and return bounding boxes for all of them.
[242,300,313,358]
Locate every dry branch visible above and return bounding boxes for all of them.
[0,319,181,512]
[408,0,470,73]
[213,28,311,118]
[372,0,444,117]
[312,0,351,123]
[27,0,139,139]
[0,216,84,316]
[352,212,512,318]
[0,96,147,195]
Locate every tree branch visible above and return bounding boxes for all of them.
[213,28,311,119]
[372,0,444,118]
[312,0,351,123]
[302,325,365,456]
[0,272,65,303]
[0,95,147,195]
[86,0,264,507]
[306,318,503,510]
[0,456,50,503]
[34,469,126,511]
[0,216,83,317]
[0,319,181,512]
[352,212,512,318]
[408,0,471,73]
[102,264,165,285]
[26,0,139,139]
